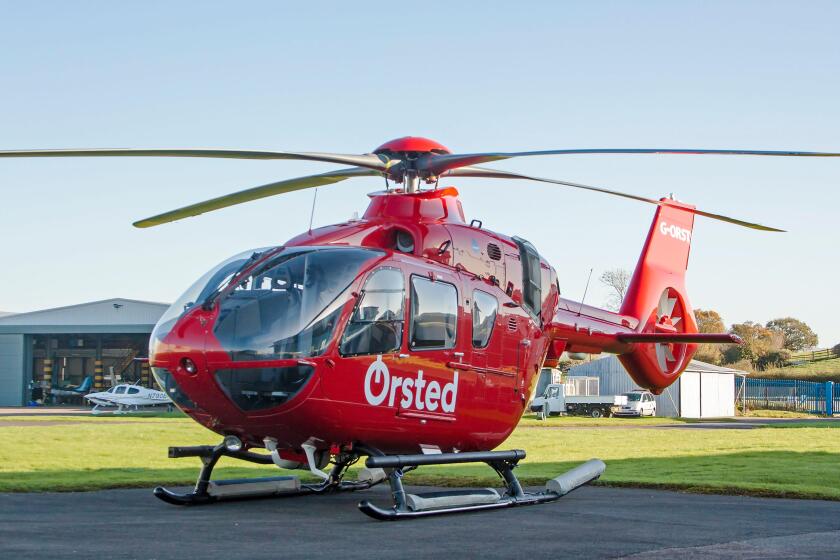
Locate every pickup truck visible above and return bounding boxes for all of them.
[530,383,628,418]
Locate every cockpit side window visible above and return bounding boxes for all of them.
[340,268,404,356]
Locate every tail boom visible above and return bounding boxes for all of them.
[546,198,740,394]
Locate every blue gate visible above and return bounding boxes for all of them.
[736,378,836,415]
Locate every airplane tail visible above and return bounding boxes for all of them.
[617,198,702,393]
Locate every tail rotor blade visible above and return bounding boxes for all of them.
[133,167,378,228]
[443,166,784,232]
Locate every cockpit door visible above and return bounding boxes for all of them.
[324,265,407,407]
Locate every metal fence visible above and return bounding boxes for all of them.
[736,377,837,415]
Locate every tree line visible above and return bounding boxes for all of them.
[694,311,819,370]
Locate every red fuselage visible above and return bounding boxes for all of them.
[149,187,678,456]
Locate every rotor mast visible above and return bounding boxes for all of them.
[403,169,421,193]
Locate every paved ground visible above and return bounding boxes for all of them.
[2,485,839,559]
[0,406,90,416]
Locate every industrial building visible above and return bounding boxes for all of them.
[0,299,168,406]
[569,356,747,418]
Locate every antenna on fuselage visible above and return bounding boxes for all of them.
[308,188,318,234]
[577,268,594,316]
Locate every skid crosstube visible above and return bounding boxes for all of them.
[357,449,605,521]
[153,442,380,506]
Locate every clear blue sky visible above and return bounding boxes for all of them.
[1,1,838,345]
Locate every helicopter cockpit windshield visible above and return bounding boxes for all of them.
[150,247,272,351]
[212,247,383,361]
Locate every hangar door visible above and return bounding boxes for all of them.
[680,371,735,418]
[0,334,26,406]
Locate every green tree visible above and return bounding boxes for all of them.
[723,321,781,365]
[693,309,725,364]
[766,317,819,352]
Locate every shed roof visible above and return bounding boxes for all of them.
[683,359,748,375]
[0,298,169,334]
[569,355,748,377]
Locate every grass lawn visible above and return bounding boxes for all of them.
[3,416,840,500]
[742,409,819,419]
[760,357,840,382]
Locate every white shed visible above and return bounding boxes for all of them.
[568,356,746,418]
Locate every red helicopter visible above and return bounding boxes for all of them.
[3,137,838,519]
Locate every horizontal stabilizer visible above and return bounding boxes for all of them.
[617,333,743,344]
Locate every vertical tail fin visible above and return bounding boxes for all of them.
[618,199,700,393]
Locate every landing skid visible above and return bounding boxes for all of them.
[153,443,382,506]
[154,441,605,520]
[357,450,605,520]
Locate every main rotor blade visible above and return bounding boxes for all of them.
[422,148,840,176]
[0,148,390,172]
[443,166,784,232]
[133,167,378,228]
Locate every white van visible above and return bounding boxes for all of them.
[613,390,656,417]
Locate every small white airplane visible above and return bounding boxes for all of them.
[84,382,173,414]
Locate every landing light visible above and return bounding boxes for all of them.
[223,435,243,452]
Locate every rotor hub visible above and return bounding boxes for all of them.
[373,136,451,156]
[374,137,452,192]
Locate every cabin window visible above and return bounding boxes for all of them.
[127,387,140,395]
[514,237,542,322]
[472,289,498,348]
[410,276,457,350]
[340,268,404,356]
[114,386,127,394]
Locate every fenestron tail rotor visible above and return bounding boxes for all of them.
[654,289,685,375]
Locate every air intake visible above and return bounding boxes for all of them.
[487,243,502,261]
